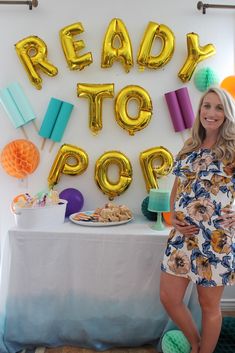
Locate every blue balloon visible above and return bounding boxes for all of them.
[59,188,84,217]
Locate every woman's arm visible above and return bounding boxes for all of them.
[170,177,178,214]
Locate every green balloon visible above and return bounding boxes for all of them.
[162,330,191,353]
[141,196,157,221]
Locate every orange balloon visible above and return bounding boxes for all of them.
[220,76,235,98]
[163,211,172,226]
[1,139,40,178]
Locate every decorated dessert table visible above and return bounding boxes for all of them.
[0,215,200,353]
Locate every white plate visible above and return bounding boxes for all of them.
[69,210,133,227]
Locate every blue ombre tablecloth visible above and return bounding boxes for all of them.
[0,216,201,352]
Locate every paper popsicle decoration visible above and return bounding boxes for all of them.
[164,87,195,133]
[0,82,37,139]
[39,97,74,151]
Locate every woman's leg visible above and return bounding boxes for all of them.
[197,285,224,353]
[160,272,201,353]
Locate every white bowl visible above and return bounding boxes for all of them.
[13,199,67,229]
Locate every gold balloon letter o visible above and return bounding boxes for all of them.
[95,150,133,200]
[115,85,153,136]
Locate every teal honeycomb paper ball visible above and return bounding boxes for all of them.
[194,67,219,92]
[141,196,157,221]
[162,330,191,353]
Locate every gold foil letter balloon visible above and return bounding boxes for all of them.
[139,146,173,192]
[137,22,175,71]
[48,144,89,188]
[115,85,153,135]
[15,36,58,90]
[178,32,216,83]
[60,22,93,71]
[95,151,133,200]
[77,83,114,135]
[101,18,133,73]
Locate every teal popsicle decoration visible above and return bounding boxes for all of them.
[0,82,37,139]
[39,97,74,151]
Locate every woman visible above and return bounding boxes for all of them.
[160,87,235,353]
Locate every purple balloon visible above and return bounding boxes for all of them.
[59,188,84,217]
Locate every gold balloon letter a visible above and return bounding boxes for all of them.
[137,22,175,71]
[178,32,216,83]
[101,18,133,73]
[60,22,93,71]
[15,36,58,90]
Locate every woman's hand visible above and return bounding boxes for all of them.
[218,207,235,229]
[171,213,199,236]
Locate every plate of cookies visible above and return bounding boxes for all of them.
[69,203,133,227]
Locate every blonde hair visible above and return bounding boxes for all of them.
[178,87,235,163]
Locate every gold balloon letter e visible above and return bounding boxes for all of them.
[60,22,93,71]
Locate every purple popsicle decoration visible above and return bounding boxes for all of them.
[164,91,185,132]
[175,87,194,129]
[164,87,195,133]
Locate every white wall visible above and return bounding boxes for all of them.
[0,0,235,299]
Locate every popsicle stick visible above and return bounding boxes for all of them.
[41,138,47,150]
[18,176,28,189]
[49,141,56,153]
[180,132,186,144]
[32,120,39,132]
[21,126,29,140]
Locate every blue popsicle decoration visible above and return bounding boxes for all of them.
[0,88,24,128]
[8,82,36,125]
[0,82,37,139]
[50,101,74,142]
[39,98,62,139]
[39,97,74,150]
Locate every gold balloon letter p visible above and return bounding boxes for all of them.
[48,144,89,188]
[15,36,58,90]
[139,146,173,192]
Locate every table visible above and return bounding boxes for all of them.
[0,216,200,353]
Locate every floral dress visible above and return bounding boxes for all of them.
[161,148,235,286]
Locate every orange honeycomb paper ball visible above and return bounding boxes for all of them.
[1,139,40,178]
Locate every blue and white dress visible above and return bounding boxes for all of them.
[161,148,235,286]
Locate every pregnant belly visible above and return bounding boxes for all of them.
[174,197,217,224]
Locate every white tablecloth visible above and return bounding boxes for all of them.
[0,216,200,353]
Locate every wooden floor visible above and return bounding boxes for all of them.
[44,311,235,353]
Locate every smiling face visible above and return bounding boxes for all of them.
[199,92,225,134]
